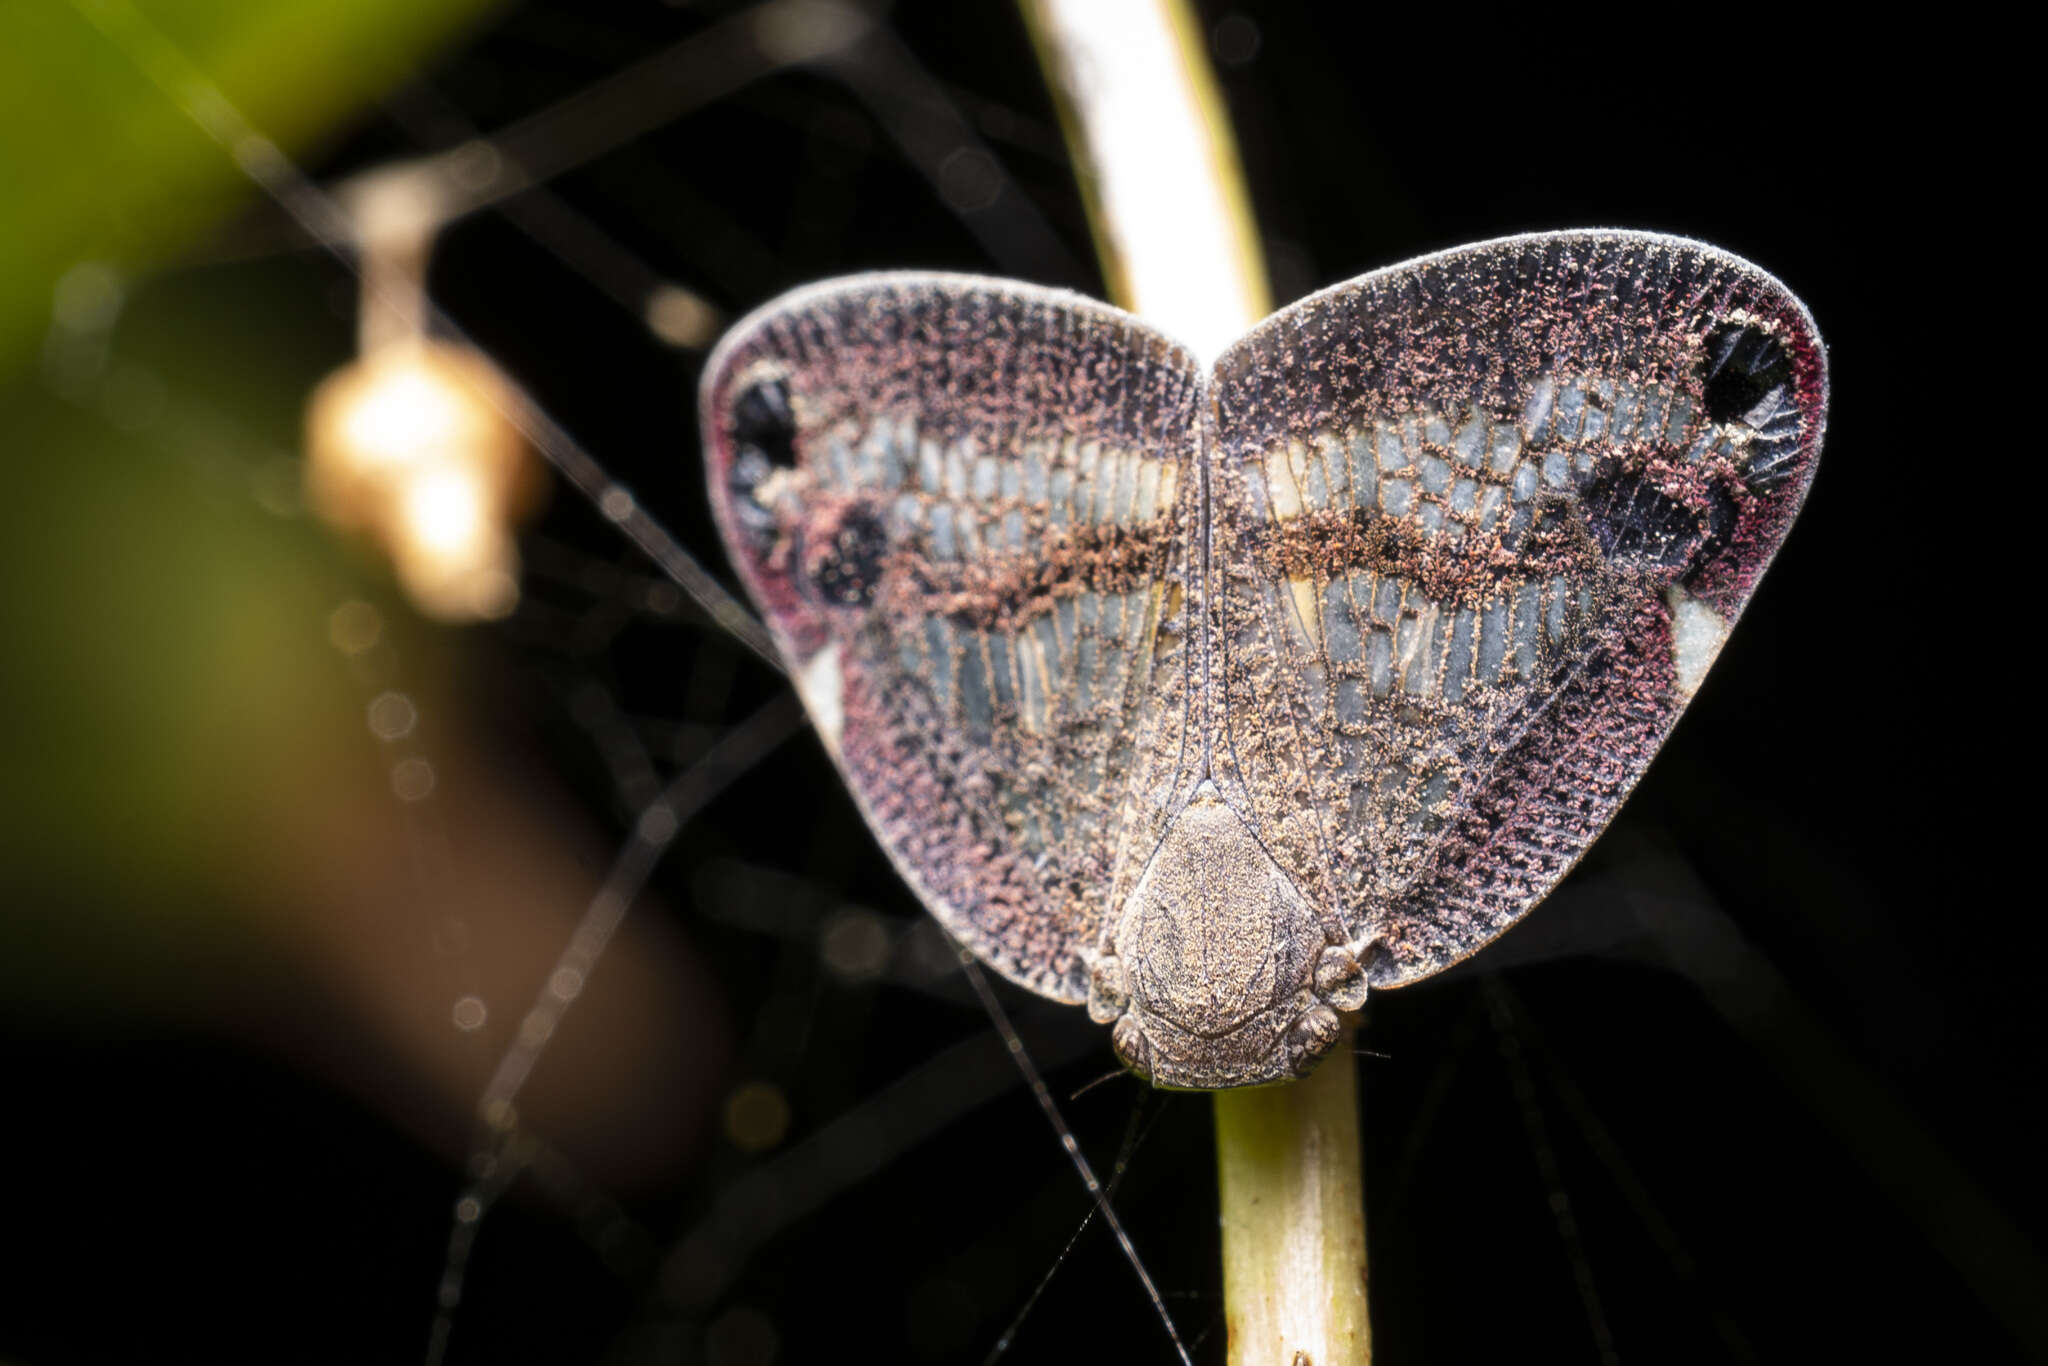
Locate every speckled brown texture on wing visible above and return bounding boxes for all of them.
[700,276,1204,1002]
[1207,231,1827,987]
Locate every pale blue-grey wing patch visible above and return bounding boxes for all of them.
[701,274,1202,1001]
[1209,230,1826,986]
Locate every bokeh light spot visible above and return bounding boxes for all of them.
[819,909,890,983]
[723,1081,792,1153]
[367,690,418,742]
[637,803,678,844]
[51,261,124,332]
[645,284,721,348]
[1212,12,1261,66]
[391,756,436,801]
[327,599,383,655]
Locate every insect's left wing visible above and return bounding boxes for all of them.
[701,276,1205,1001]
[1207,231,1827,986]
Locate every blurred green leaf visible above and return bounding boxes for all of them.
[0,0,500,372]
[0,0,493,1012]
[0,255,423,1013]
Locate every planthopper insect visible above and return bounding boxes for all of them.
[699,230,1826,1089]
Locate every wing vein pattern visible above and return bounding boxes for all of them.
[703,231,1825,1006]
[703,276,1205,1001]
[1209,232,1825,985]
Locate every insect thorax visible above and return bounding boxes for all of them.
[1087,781,1366,1088]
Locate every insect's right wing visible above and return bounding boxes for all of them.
[1206,231,1827,986]
[700,275,1204,1003]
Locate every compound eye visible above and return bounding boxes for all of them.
[1111,1014,1152,1081]
[1283,1004,1342,1078]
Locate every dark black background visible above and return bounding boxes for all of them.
[5,3,2036,1364]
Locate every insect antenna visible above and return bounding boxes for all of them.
[1068,1066,1130,1102]
[954,953,1193,1366]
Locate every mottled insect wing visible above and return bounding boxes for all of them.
[700,275,1205,1001]
[1208,231,1827,987]
[703,234,1826,1023]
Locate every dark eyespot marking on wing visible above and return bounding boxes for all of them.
[724,373,800,551]
[732,376,799,468]
[1700,320,1807,495]
[1699,322,1791,427]
[724,374,802,548]
[804,501,889,607]
[1581,463,1708,570]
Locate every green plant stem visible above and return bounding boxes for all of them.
[1214,1030,1371,1365]
[1019,2,1371,1360]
